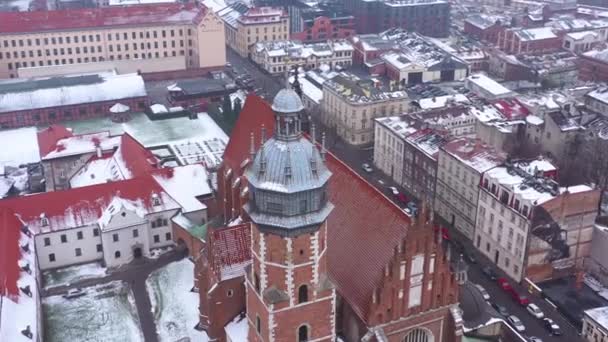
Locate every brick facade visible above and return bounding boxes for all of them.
[463,21,502,44]
[291,15,355,43]
[0,96,147,129]
[578,54,608,82]
[247,221,335,341]
[497,28,562,55]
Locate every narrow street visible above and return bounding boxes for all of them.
[43,249,187,342]
[226,47,284,98]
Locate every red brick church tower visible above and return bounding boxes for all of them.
[243,86,336,341]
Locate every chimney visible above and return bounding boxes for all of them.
[96,146,102,158]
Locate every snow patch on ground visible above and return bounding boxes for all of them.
[42,262,108,290]
[146,258,209,342]
[43,281,143,342]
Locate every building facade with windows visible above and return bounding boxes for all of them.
[0,72,147,129]
[0,3,226,79]
[374,116,449,202]
[583,306,608,342]
[345,0,450,37]
[322,73,409,146]
[231,7,289,58]
[435,138,504,240]
[475,160,599,282]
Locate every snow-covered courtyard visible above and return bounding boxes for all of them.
[42,262,107,290]
[146,258,209,342]
[43,281,143,342]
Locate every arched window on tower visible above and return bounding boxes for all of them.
[256,315,261,334]
[298,324,309,342]
[298,284,308,303]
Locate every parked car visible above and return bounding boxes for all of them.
[362,163,373,173]
[511,291,530,306]
[507,315,526,333]
[388,186,408,204]
[63,288,85,299]
[528,337,542,342]
[491,303,509,317]
[406,201,418,216]
[526,303,544,319]
[475,284,490,300]
[543,318,562,336]
[497,278,512,292]
[482,266,498,280]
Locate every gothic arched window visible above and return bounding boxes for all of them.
[298,284,308,304]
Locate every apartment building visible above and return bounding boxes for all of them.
[435,138,504,240]
[0,3,226,79]
[345,0,450,37]
[226,7,289,58]
[322,73,409,145]
[475,159,599,282]
[251,39,353,75]
[374,116,449,201]
[497,27,561,55]
[583,306,608,342]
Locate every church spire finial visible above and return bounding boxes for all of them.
[321,132,327,161]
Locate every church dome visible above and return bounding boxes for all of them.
[272,88,304,113]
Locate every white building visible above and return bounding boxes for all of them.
[465,74,515,100]
[583,306,608,342]
[585,87,608,114]
[435,138,504,239]
[475,159,597,282]
[563,31,603,53]
[251,39,353,75]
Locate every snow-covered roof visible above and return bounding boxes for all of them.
[405,128,448,159]
[417,94,470,110]
[98,197,147,229]
[0,73,146,113]
[109,103,130,113]
[467,74,513,98]
[153,164,211,213]
[255,39,352,60]
[225,315,248,342]
[324,73,409,104]
[0,127,40,168]
[69,156,115,188]
[514,27,557,41]
[42,131,121,160]
[168,114,228,167]
[108,0,178,5]
[442,138,505,173]
[583,47,608,63]
[586,87,608,105]
[469,105,505,123]
[289,74,323,104]
[485,166,557,205]
[526,115,544,125]
[566,30,598,40]
[585,306,608,328]
[375,116,418,139]
[201,0,227,12]
[0,211,39,342]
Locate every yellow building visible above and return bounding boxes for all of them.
[222,6,289,58]
[0,3,226,79]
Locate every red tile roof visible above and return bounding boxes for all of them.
[0,176,169,234]
[116,134,159,178]
[492,98,530,120]
[0,3,206,34]
[36,125,73,158]
[220,93,412,323]
[0,207,21,299]
[222,94,276,172]
[325,151,411,321]
[211,223,251,278]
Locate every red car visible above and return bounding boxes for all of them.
[432,225,450,240]
[511,291,530,306]
[497,278,512,292]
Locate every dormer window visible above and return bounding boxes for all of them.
[152,194,161,206]
[40,213,49,227]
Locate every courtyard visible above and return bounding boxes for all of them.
[43,281,143,342]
